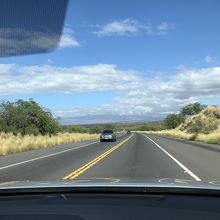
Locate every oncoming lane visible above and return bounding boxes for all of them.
[0,133,129,182]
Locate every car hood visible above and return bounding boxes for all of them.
[0,178,220,192]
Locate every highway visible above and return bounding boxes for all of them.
[0,132,220,182]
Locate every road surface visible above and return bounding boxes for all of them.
[0,132,220,182]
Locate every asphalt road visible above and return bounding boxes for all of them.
[0,132,220,182]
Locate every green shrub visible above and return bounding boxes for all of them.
[0,99,60,135]
[180,102,206,116]
[186,116,218,134]
[164,114,185,129]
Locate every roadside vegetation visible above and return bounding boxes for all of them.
[0,99,60,135]
[1,98,219,156]
[0,99,99,156]
[0,99,126,156]
[145,104,220,145]
[0,132,99,156]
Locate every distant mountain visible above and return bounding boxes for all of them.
[59,114,164,125]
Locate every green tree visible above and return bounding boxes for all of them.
[0,99,60,135]
[180,102,206,116]
[164,114,185,129]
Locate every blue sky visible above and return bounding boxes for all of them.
[0,0,220,124]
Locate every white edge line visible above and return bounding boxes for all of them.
[143,134,201,181]
[0,141,99,171]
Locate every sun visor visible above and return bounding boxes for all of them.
[0,0,68,57]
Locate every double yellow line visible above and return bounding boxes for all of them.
[63,134,133,180]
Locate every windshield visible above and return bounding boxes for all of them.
[102,130,114,135]
[0,0,220,189]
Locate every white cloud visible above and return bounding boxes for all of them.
[54,66,220,123]
[0,63,220,124]
[0,64,142,96]
[59,27,80,48]
[93,19,174,37]
[204,55,216,64]
[94,19,139,36]
[156,22,175,35]
[0,64,16,74]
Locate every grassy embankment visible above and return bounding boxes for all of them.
[145,106,220,144]
[0,132,99,156]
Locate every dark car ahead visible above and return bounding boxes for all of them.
[100,129,116,142]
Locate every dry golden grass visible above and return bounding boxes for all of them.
[144,128,220,145]
[196,127,220,144]
[144,106,220,144]
[145,129,194,140]
[144,106,220,145]
[0,132,99,156]
[179,106,220,134]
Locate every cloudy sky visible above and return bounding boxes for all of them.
[1,0,220,124]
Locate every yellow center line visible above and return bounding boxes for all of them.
[63,133,134,180]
